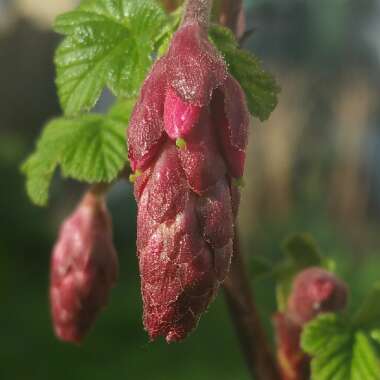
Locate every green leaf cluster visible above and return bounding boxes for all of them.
[209,24,280,121]
[21,101,133,206]
[302,312,380,380]
[22,0,169,206]
[54,0,167,115]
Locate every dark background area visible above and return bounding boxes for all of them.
[1,0,380,379]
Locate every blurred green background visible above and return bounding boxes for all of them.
[1,0,380,379]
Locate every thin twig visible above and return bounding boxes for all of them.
[87,165,131,198]
[219,1,281,379]
[182,0,213,29]
[223,231,281,380]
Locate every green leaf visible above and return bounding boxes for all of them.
[371,330,380,345]
[22,112,129,206]
[209,24,280,121]
[283,233,323,267]
[54,0,166,115]
[250,256,273,279]
[353,282,380,330]
[108,97,136,124]
[302,314,380,380]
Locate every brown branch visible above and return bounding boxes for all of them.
[219,2,280,379]
[182,0,213,29]
[223,231,281,380]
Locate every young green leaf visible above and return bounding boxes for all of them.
[54,0,166,115]
[301,314,380,380]
[22,112,129,206]
[209,24,280,121]
[283,233,323,267]
[353,282,380,330]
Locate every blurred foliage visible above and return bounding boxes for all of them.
[1,0,380,379]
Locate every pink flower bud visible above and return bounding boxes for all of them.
[128,19,250,341]
[50,193,118,343]
[163,86,202,139]
[287,267,348,326]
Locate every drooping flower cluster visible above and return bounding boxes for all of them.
[128,22,250,342]
[50,193,118,343]
[273,267,348,380]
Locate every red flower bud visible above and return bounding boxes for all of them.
[128,20,249,341]
[287,267,348,326]
[164,86,202,139]
[50,193,118,343]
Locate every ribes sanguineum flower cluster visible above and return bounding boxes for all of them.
[273,267,348,380]
[127,19,249,341]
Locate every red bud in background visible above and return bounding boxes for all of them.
[50,193,118,343]
[274,267,348,380]
[287,267,348,327]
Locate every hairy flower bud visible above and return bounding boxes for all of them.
[287,267,348,326]
[50,193,118,343]
[274,267,348,380]
[128,20,249,342]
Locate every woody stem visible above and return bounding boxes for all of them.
[223,230,281,380]
[182,0,213,29]
[219,1,281,379]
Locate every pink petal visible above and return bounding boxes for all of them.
[164,86,202,139]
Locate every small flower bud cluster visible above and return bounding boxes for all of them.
[50,193,118,343]
[274,267,348,380]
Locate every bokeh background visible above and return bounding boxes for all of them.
[1,0,380,379]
